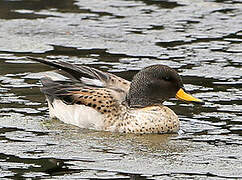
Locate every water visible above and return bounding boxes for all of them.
[0,0,241,179]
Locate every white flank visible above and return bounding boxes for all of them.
[47,99,104,130]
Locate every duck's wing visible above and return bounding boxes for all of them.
[28,57,130,93]
[40,77,125,113]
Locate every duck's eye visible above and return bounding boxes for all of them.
[163,76,170,81]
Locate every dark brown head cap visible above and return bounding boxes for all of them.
[126,65,183,107]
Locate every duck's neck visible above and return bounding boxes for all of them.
[126,94,163,108]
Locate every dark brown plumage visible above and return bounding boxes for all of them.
[126,65,184,107]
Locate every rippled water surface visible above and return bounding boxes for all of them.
[0,0,242,179]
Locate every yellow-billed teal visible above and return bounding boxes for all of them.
[29,57,204,134]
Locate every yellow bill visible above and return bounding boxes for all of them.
[176,88,204,105]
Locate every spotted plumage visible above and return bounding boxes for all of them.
[29,57,204,134]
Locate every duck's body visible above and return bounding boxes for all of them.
[48,99,179,133]
[29,57,203,134]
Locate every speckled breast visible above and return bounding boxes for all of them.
[110,105,180,134]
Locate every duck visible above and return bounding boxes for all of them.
[28,57,204,134]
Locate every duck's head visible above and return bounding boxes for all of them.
[126,65,204,107]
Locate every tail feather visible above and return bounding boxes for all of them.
[40,77,79,104]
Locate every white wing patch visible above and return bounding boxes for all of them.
[80,77,104,87]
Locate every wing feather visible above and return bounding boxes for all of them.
[40,77,125,114]
[28,57,130,92]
